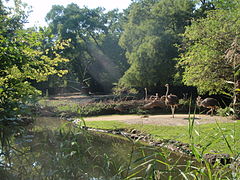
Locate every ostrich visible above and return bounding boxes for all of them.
[141,98,165,110]
[196,96,218,116]
[164,84,179,118]
[144,88,148,101]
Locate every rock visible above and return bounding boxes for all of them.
[130,134,139,140]
[203,153,231,165]
[130,129,138,134]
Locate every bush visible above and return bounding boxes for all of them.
[217,107,235,117]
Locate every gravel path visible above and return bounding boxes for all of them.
[84,114,235,126]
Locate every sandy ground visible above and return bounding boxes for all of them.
[84,114,236,126]
[49,93,236,126]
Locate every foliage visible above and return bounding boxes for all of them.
[60,102,116,117]
[0,2,69,120]
[38,98,149,117]
[118,0,194,89]
[46,4,128,92]
[177,1,240,95]
[217,107,235,117]
[112,85,138,96]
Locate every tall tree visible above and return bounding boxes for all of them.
[46,4,127,92]
[0,1,69,120]
[177,0,240,95]
[118,0,194,90]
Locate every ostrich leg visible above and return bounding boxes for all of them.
[206,109,211,115]
[210,108,214,116]
[171,106,175,118]
[206,108,214,116]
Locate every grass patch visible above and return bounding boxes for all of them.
[85,120,127,130]
[85,120,240,154]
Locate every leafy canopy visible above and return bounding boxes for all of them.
[0,2,69,119]
[177,0,240,94]
[46,4,127,92]
[118,0,194,89]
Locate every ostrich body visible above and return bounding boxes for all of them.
[149,93,159,100]
[196,96,218,116]
[141,99,165,109]
[164,84,179,118]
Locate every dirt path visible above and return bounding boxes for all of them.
[84,114,235,126]
[47,93,236,126]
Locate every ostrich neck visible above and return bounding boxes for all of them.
[145,88,148,100]
[165,85,169,97]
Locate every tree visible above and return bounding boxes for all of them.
[46,4,127,92]
[0,1,69,120]
[177,1,240,95]
[118,0,194,90]
[224,38,240,115]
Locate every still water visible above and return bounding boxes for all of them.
[0,117,192,179]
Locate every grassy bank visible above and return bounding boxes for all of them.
[38,97,240,154]
[83,119,240,155]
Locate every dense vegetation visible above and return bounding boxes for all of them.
[1,0,240,178]
[118,0,194,89]
[0,1,69,121]
[1,0,240,120]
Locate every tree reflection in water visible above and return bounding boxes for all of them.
[0,117,190,180]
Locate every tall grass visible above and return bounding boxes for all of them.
[119,122,239,179]
[118,99,240,179]
[1,116,239,179]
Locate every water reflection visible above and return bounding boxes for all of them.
[0,117,192,179]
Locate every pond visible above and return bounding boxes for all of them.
[0,117,194,180]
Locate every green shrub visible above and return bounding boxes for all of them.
[217,107,234,117]
[77,102,116,116]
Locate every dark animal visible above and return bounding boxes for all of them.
[164,84,179,118]
[196,96,218,116]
